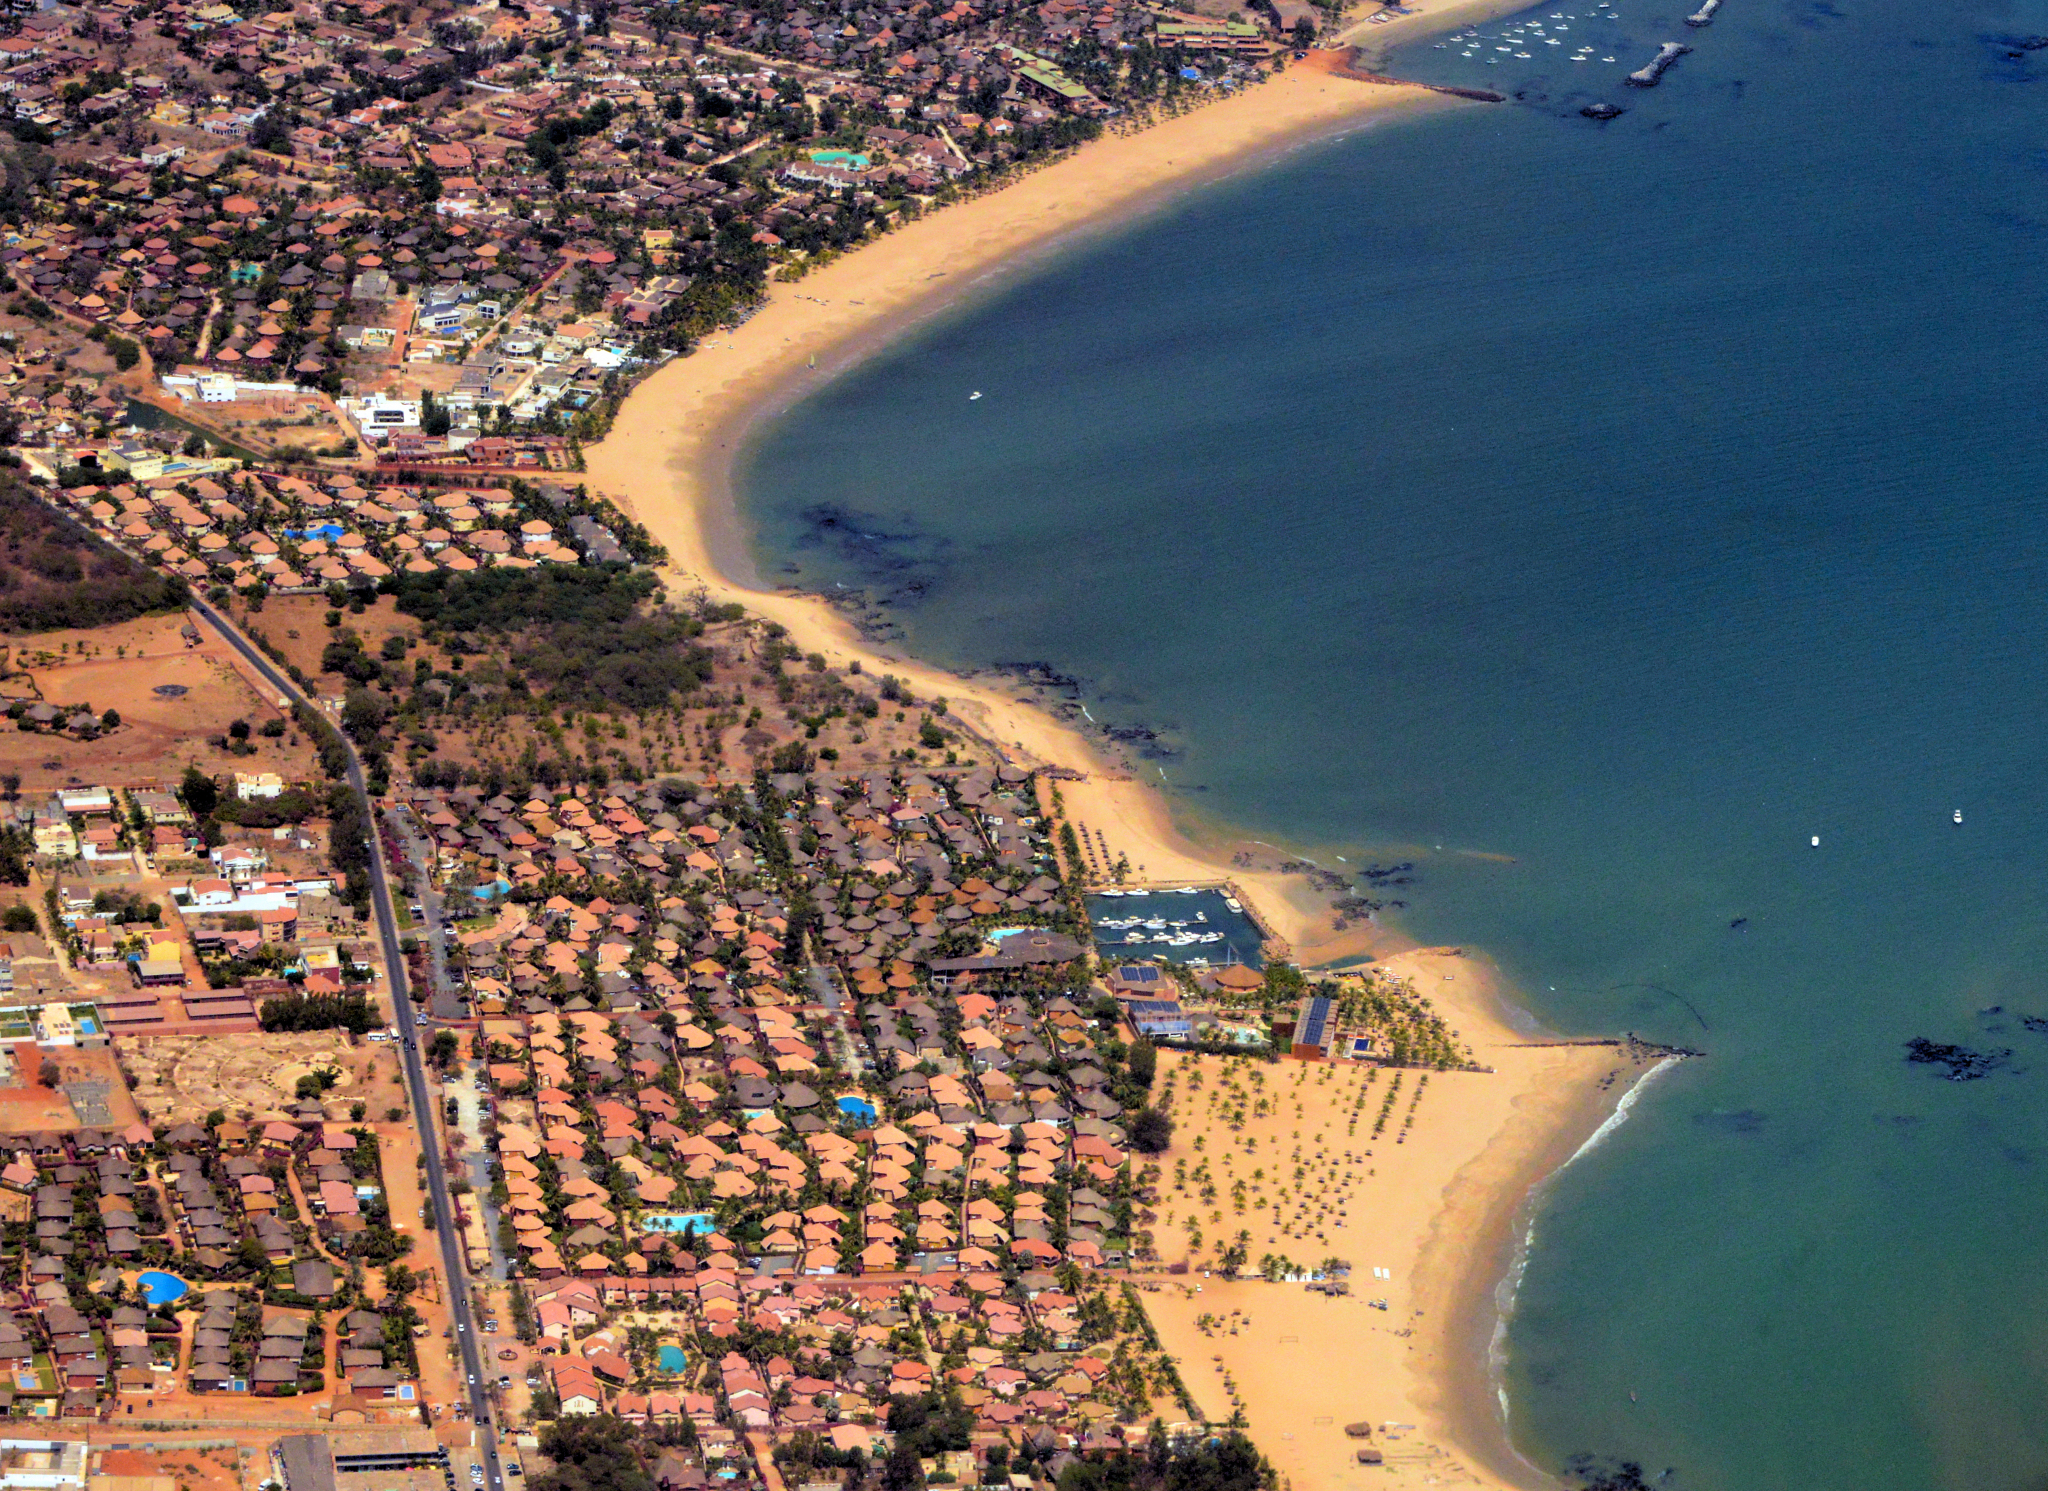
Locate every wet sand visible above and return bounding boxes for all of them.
[581,50,1617,1491]
[1142,949,1645,1491]
[582,63,1467,959]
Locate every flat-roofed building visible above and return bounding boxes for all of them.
[1290,993,1336,1060]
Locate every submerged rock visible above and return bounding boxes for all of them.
[1903,1037,2012,1080]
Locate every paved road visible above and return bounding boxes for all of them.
[189,598,507,1489]
[388,807,465,1020]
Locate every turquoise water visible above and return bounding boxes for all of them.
[732,0,2048,1485]
[644,1212,716,1234]
[658,1344,689,1373]
[137,1271,187,1306]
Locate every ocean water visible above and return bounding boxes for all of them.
[731,0,2048,1485]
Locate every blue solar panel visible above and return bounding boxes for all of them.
[1299,995,1332,1049]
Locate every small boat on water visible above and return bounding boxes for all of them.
[1954,809,1964,824]
[1224,897,1243,912]
[969,391,983,400]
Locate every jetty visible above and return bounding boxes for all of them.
[1627,41,1691,85]
[1685,0,1720,24]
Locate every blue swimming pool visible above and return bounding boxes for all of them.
[137,1271,188,1306]
[836,1095,878,1124]
[658,1345,688,1373]
[645,1212,714,1235]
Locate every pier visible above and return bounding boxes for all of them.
[1627,41,1691,85]
[1685,0,1720,25]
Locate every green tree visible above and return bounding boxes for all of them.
[179,766,219,819]
[1130,1107,1174,1154]
[532,1416,653,1491]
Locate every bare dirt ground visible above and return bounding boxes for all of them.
[0,612,316,791]
[149,387,356,464]
[237,595,426,694]
[122,1030,371,1124]
[100,1444,250,1491]
[0,1043,144,1132]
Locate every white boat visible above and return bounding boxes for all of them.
[1953,809,1963,824]
[1144,919,1168,930]
[969,391,983,400]
[1177,886,1199,894]
[1224,897,1243,912]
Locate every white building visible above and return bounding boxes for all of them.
[0,1442,88,1491]
[343,393,422,436]
[162,372,300,404]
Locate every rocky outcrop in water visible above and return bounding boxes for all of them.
[1904,1037,2011,1080]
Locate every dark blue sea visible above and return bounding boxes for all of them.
[732,0,2048,1483]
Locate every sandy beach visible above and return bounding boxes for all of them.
[1138,948,1655,1491]
[581,49,1630,1491]
[581,58,1468,957]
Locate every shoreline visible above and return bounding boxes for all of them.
[612,63,1458,591]
[581,36,1618,1491]
[1137,951,1653,1491]
[581,56,1479,968]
